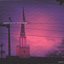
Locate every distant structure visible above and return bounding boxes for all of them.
[47,38,64,58]
[56,38,64,58]
[16,8,30,58]
[56,0,64,5]
[0,43,5,58]
[0,17,12,57]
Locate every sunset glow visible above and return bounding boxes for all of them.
[0,0,64,57]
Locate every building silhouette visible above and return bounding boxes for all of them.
[16,8,30,58]
[56,38,64,58]
[0,43,5,58]
[47,38,64,58]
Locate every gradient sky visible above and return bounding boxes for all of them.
[0,0,64,57]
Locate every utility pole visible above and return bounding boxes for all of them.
[0,17,11,57]
[6,24,11,57]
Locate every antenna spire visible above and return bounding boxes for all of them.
[22,7,26,22]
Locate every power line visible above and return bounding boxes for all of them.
[27,35,64,38]
[3,22,64,27]
[0,35,64,38]
[0,28,64,34]
[6,25,64,29]
[28,22,64,25]
[26,28,64,32]
[1,22,64,25]
[0,27,64,32]
[0,32,64,38]
[0,22,64,38]
[0,26,64,29]
[27,24,64,28]
[0,29,64,32]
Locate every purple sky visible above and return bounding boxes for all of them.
[0,0,64,57]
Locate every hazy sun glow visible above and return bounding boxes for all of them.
[0,1,64,57]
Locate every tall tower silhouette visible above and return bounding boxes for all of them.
[16,8,30,58]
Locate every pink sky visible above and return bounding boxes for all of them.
[12,6,64,57]
[0,0,64,57]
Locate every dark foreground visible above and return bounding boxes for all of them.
[0,56,64,64]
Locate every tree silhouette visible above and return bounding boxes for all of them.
[56,0,64,5]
